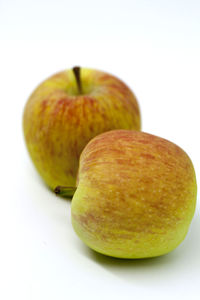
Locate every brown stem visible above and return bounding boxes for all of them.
[54,186,77,198]
[73,66,82,94]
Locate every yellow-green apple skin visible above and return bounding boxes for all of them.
[71,130,197,259]
[23,68,141,190]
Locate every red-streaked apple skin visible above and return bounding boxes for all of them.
[23,69,141,190]
[71,130,197,259]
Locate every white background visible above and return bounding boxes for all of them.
[0,0,200,299]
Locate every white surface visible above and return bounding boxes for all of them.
[0,1,200,299]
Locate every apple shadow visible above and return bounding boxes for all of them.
[80,240,177,269]
[77,206,200,286]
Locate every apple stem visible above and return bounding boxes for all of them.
[54,186,77,198]
[73,66,82,94]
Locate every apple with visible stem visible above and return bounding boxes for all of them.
[23,67,141,192]
[62,130,197,259]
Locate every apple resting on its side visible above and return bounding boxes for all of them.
[23,67,141,192]
[71,130,197,259]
